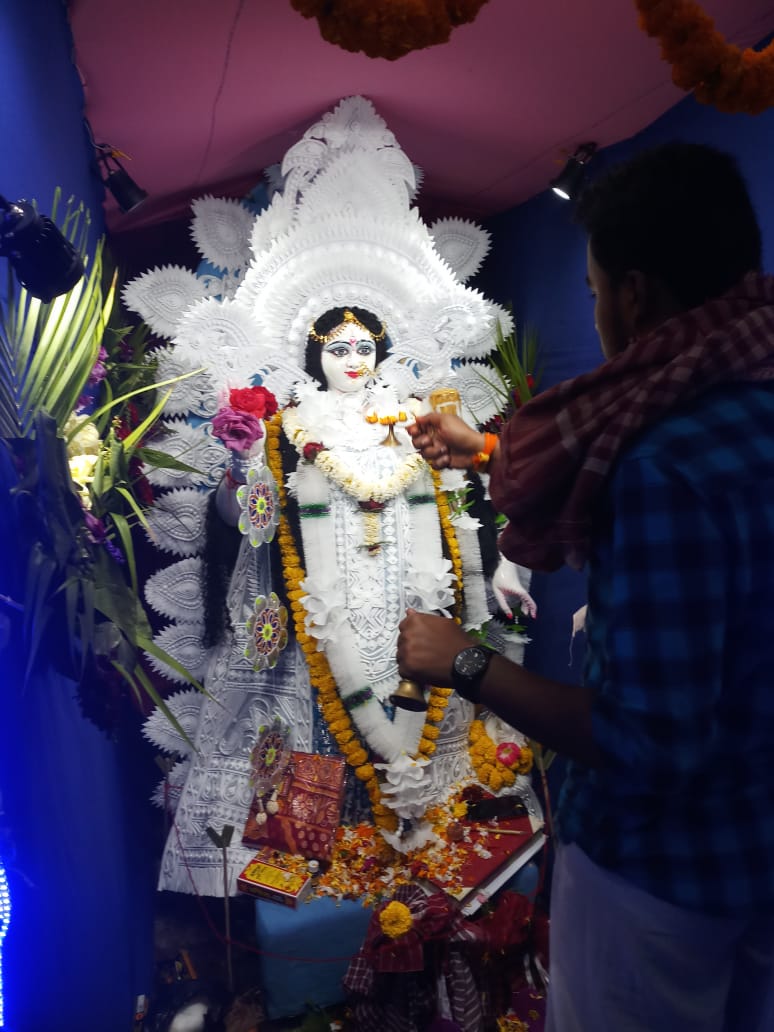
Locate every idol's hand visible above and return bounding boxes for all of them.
[397,610,474,687]
[406,411,485,471]
[492,556,537,620]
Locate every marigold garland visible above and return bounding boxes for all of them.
[290,0,491,62]
[266,415,459,820]
[379,899,414,938]
[469,719,533,793]
[635,1,774,115]
[431,468,464,621]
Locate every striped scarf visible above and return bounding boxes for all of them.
[489,272,774,572]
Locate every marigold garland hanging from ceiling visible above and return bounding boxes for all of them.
[635,0,774,115]
[290,0,491,60]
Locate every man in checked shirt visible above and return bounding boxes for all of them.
[398,143,774,1031]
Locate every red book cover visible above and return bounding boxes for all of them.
[444,813,546,916]
[242,751,346,862]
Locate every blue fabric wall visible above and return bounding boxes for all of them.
[0,2,155,1029]
[481,84,774,692]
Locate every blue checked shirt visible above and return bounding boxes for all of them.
[557,381,774,915]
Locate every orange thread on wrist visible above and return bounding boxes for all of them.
[471,432,498,472]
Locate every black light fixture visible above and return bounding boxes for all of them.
[95,145,148,214]
[550,142,598,201]
[0,193,85,302]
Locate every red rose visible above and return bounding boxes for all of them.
[302,442,325,462]
[229,386,278,419]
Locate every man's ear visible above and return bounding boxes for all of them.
[623,269,681,335]
[619,269,651,333]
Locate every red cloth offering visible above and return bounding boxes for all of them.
[242,751,345,862]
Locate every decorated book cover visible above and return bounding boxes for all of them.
[236,847,313,907]
[444,812,546,916]
[242,751,346,862]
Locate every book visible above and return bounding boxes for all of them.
[444,812,546,916]
[242,751,346,862]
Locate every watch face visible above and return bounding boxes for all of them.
[454,647,489,680]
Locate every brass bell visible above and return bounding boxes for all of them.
[390,678,428,712]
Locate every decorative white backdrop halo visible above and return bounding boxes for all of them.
[123,94,513,403]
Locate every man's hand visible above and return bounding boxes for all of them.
[397,610,474,686]
[406,411,485,471]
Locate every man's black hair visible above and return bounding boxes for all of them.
[304,305,389,385]
[575,142,762,309]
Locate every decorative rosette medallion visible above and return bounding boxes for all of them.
[244,592,289,671]
[248,715,292,825]
[237,464,280,547]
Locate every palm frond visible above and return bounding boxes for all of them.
[0,191,111,440]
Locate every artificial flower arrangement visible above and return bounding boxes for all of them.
[290,0,491,61]
[210,384,278,456]
[0,191,202,732]
[635,0,774,115]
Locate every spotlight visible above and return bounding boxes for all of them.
[95,146,148,214]
[550,142,598,201]
[0,193,85,302]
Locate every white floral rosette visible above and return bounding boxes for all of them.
[237,463,280,546]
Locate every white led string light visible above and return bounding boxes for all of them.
[0,858,9,1028]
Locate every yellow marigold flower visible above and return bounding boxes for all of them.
[379,900,413,939]
[423,725,440,740]
[452,801,468,819]
[517,746,534,774]
[346,747,368,767]
[418,739,436,756]
[490,771,504,792]
[426,706,447,723]
[356,763,375,781]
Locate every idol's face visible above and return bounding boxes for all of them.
[320,329,377,393]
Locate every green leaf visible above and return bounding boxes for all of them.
[138,447,202,475]
[22,543,56,680]
[137,636,205,694]
[119,660,197,751]
[0,195,112,441]
[92,548,152,643]
[78,368,205,440]
[115,485,151,532]
[110,510,138,596]
[122,388,172,451]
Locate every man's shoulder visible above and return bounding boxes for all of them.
[619,382,774,489]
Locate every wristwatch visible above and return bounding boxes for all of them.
[451,645,493,704]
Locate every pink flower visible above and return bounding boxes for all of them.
[495,741,522,768]
[211,406,263,453]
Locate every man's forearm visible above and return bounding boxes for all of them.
[478,653,600,767]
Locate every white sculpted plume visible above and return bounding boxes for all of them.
[123,95,512,403]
